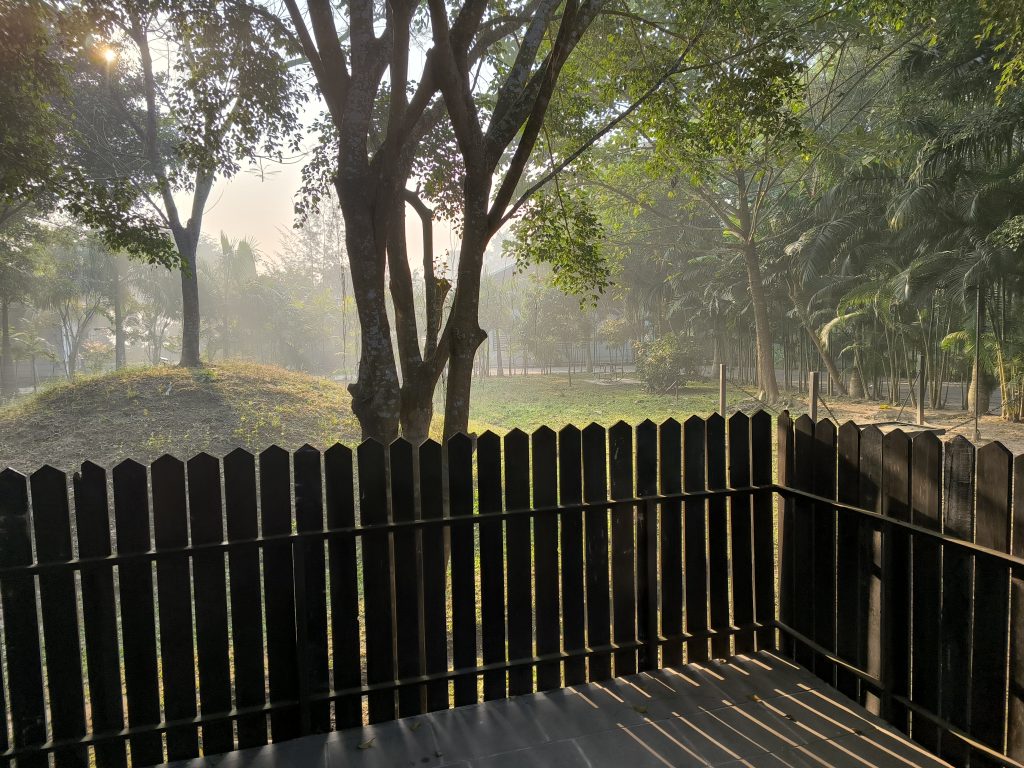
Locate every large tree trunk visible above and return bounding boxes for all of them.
[442,225,488,440]
[338,185,403,443]
[0,297,13,398]
[742,241,780,402]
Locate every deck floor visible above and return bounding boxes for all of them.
[164,652,950,767]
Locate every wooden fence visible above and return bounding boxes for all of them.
[5,410,1024,768]
[774,413,1024,768]
[0,413,777,768]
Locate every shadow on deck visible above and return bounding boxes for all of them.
[163,653,949,768]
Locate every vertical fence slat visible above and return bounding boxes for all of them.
[635,419,659,671]
[478,431,507,699]
[658,418,683,666]
[532,427,560,690]
[448,434,478,706]
[706,414,730,660]
[358,439,396,722]
[151,455,199,760]
[909,432,942,752]
[835,422,861,700]
[971,442,1013,765]
[390,439,423,717]
[294,445,331,732]
[583,423,612,680]
[728,413,754,655]
[940,436,975,765]
[776,411,794,657]
[791,415,815,670]
[881,430,911,732]
[188,453,234,754]
[324,444,362,727]
[0,468,47,768]
[559,425,586,685]
[112,459,163,766]
[223,449,268,747]
[858,425,883,715]
[812,420,837,684]
[683,415,709,663]
[505,429,534,694]
[1009,452,1024,762]
[73,463,127,768]
[31,466,88,768]
[751,411,774,652]
[609,421,637,675]
[260,445,301,741]
[419,440,448,711]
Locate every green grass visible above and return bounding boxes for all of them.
[465,374,741,434]
[0,361,360,472]
[1,366,759,473]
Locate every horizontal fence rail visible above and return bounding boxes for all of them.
[775,412,1024,768]
[0,413,777,768]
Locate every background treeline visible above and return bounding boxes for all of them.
[0,204,359,391]
[490,1,1024,419]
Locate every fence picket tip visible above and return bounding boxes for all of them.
[225,446,256,461]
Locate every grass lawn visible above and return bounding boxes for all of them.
[1,365,757,473]
[465,374,737,434]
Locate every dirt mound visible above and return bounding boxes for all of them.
[0,361,358,473]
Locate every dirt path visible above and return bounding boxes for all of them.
[739,392,1024,453]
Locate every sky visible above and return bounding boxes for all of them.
[195,151,463,269]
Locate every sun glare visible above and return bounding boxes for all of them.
[101,47,117,64]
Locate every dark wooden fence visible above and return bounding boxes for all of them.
[774,413,1024,768]
[0,413,777,768]
[5,410,1024,768]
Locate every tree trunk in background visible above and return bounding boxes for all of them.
[968,368,993,415]
[849,366,867,399]
[742,241,779,402]
[113,258,126,369]
[178,242,202,367]
[0,297,13,398]
[801,318,848,396]
[494,330,503,377]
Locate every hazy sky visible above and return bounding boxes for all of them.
[197,152,463,268]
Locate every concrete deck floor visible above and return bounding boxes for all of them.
[164,652,950,768]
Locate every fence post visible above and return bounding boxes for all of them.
[719,363,727,415]
[809,371,819,422]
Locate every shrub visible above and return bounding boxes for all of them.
[634,333,703,392]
